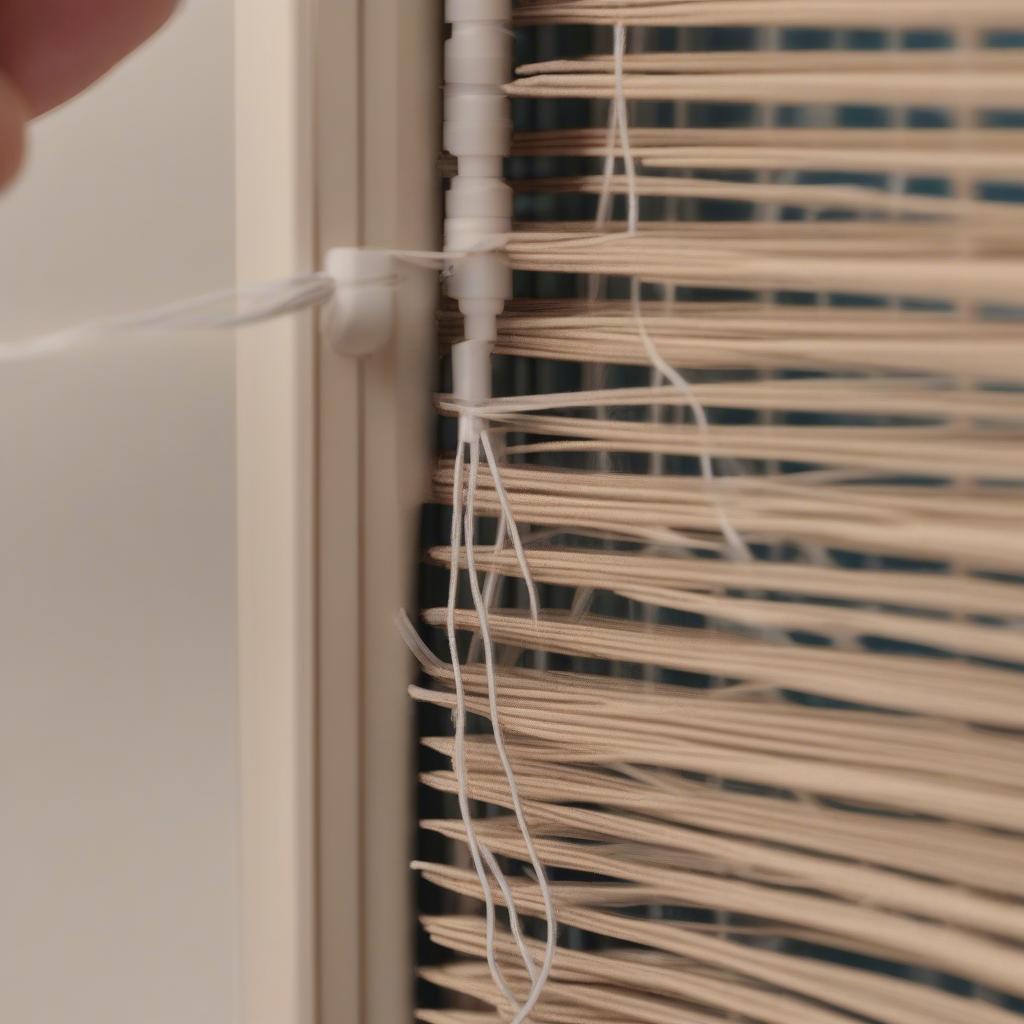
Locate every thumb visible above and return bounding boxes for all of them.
[0,70,27,188]
[0,0,179,117]
[0,0,178,188]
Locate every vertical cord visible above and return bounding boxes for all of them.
[445,428,550,1013]
[573,34,622,628]
[464,435,557,1023]
[465,515,508,664]
[458,437,545,998]
[466,432,540,663]
[396,604,541,990]
[481,429,540,620]
[613,24,640,235]
[445,435,531,1008]
[613,21,752,562]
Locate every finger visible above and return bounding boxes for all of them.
[0,0,179,116]
[0,70,27,186]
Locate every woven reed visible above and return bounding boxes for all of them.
[416,5,1024,1022]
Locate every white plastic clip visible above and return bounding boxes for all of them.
[321,247,397,356]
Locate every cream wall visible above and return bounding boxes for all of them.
[0,3,240,1024]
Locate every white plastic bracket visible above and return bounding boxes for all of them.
[321,247,398,357]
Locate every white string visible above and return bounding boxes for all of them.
[0,242,510,366]
[464,428,548,995]
[612,22,753,562]
[463,435,545,1002]
[0,273,338,363]
[575,29,626,622]
[443,421,547,1011]
[465,513,508,665]
[440,389,552,1009]
[481,429,540,622]
[613,24,641,235]
[443,436,527,1009]
[464,434,557,1022]
[467,425,539,665]
[443,426,550,1010]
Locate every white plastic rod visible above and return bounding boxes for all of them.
[444,0,513,422]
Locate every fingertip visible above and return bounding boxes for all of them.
[0,77,29,190]
[150,0,182,35]
[0,0,185,117]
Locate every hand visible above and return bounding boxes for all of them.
[0,0,178,187]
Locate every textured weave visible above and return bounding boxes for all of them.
[416,8,1024,1022]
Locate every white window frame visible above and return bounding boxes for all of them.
[234,2,439,1022]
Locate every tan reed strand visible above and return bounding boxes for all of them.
[513,1,1024,30]
[417,864,1024,1024]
